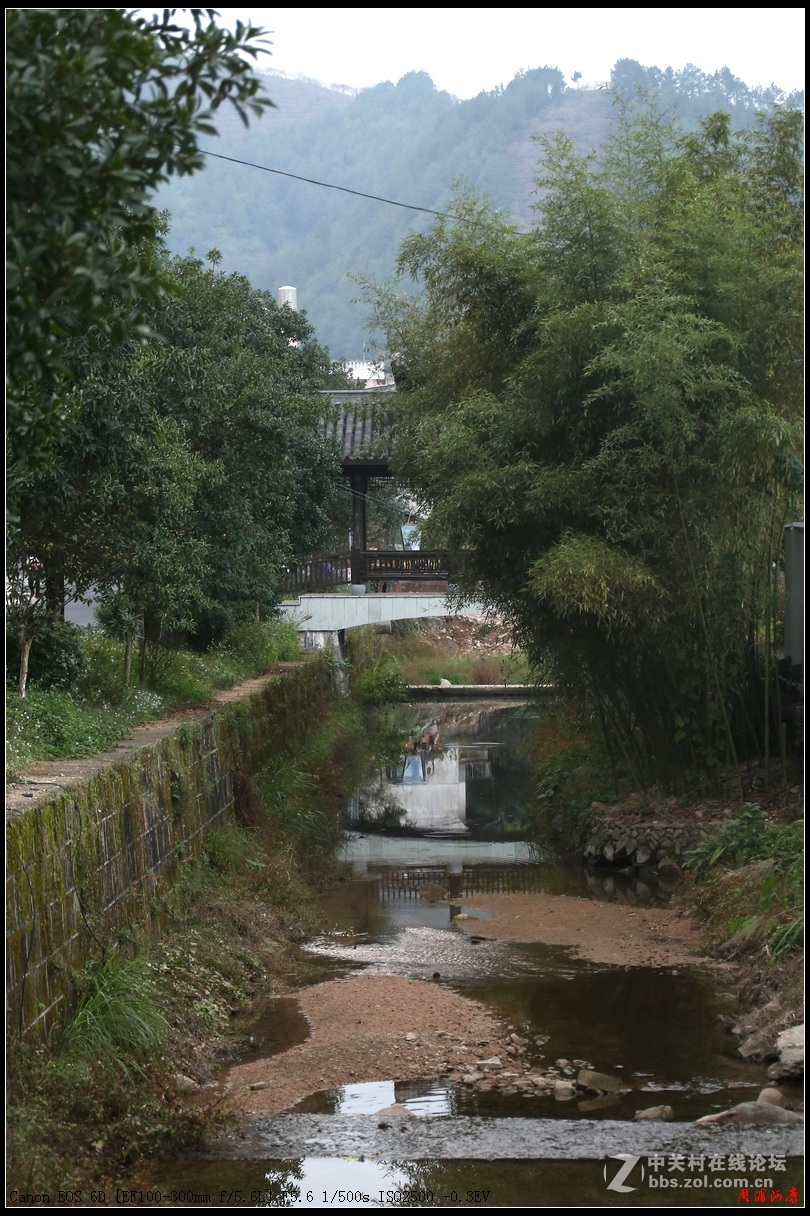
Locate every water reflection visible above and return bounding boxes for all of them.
[353,702,537,835]
[293,1078,454,1118]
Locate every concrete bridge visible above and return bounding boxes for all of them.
[279,592,485,651]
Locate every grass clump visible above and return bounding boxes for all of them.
[56,956,168,1080]
[686,803,804,961]
[7,951,211,1192]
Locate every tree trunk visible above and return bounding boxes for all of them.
[17,630,33,698]
[139,614,147,684]
[123,631,133,686]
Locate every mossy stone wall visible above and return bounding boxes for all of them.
[6,660,333,1040]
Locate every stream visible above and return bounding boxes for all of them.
[137,701,803,1206]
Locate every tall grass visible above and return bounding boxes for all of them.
[57,957,167,1080]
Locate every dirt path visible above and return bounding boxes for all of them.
[5,665,306,816]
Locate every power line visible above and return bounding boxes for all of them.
[199,148,451,219]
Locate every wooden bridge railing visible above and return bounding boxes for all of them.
[281,553,350,595]
[281,550,451,595]
[357,550,450,582]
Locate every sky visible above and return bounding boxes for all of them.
[225,6,804,97]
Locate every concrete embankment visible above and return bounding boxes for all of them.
[6,659,335,1040]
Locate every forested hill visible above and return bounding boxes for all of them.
[154,60,803,359]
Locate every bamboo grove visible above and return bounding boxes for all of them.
[366,104,804,792]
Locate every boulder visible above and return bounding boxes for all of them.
[577,1068,626,1094]
[767,1024,804,1080]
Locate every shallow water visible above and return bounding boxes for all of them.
[299,854,763,1124]
[133,702,801,1206]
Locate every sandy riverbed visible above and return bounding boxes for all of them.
[223,892,719,1115]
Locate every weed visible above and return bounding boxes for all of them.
[686,804,803,879]
[224,618,301,670]
[351,655,406,705]
[205,820,259,876]
[688,808,804,961]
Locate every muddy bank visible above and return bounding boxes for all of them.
[225,974,513,1114]
[454,892,717,968]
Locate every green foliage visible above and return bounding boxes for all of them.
[226,619,302,669]
[75,632,132,706]
[352,657,407,705]
[366,104,804,791]
[6,688,133,768]
[687,799,803,957]
[204,820,261,876]
[6,7,272,482]
[6,620,87,691]
[12,242,341,661]
[686,804,803,879]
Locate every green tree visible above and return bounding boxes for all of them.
[11,236,342,691]
[367,107,803,791]
[144,251,341,627]
[6,7,272,485]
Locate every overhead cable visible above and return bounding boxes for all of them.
[200,149,450,218]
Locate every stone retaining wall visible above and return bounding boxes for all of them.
[6,659,333,1041]
[583,814,724,872]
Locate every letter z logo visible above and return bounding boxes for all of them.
[604,1154,645,1192]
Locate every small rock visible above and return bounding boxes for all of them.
[173,1074,198,1092]
[635,1105,675,1121]
[377,1104,413,1118]
[249,1081,269,1092]
[477,1056,503,1071]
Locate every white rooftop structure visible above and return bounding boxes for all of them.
[277,285,297,309]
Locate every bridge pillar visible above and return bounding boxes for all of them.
[349,469,368,583]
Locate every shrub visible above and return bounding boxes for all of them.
[6,620,87,691]
[76,630,128,706]
[686,804,803,879]
[146,649,213,705]
[352,656,406,705]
